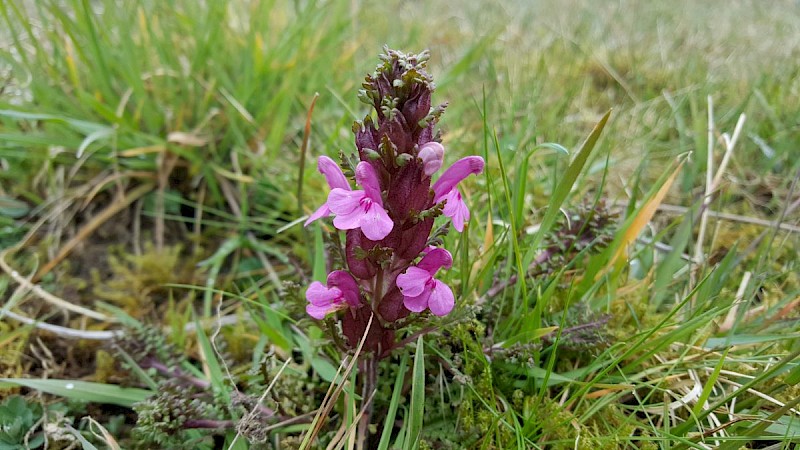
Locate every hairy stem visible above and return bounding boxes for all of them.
[140,358,211,390]
[183,419,234,430]
[357,353,378,450]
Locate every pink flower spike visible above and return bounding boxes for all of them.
[418,142,444,176]
[305,270,361,319]
[396,248,455,316]
[432,156,484,201]
[327,162,393,240]
[304,156,352,227]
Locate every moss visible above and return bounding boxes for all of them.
[93,349,116,383]
[92,244,204,318]
[0,320,29,376]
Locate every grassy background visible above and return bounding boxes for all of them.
[1,0,798,448]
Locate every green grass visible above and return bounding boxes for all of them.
[1,0,799,448]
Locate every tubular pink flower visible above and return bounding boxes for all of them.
[431,156,484,232]
[327,162,393,240]
[396,248,455,316]
[305,270,361,319]
[418,142,444,176]
[305,156,352,226]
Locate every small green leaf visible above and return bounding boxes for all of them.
[194,322,230,404]
[785,362,800,386]
[502,326,559,347]
[310,357,338,383]
[0,109,109,134]
[704,334,800,349]
[533,142,570,156]
[63,424,100,450]
[0,196,29,219]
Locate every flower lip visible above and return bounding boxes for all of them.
[328,189,365,216]
[395,266,430,298]
[426,280,454,316]
[328,189,394,241]
[306,282,341,306]
[325,162,394,240]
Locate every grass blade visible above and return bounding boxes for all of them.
[377,353,409,450]
[404,336,425,450]
[607,159,685,269]
[0,379,152,407]
[524,109,612,266]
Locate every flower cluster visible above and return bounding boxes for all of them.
[304,49,484,354]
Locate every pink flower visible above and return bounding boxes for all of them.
[396,248,455,316]
[418,142,444,176]
[305,270,361,319]
[431,156,484,232]
[327,162,394,241]
[305,156,351,226]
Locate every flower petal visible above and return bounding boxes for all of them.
[327,270,361,307]
[416,248,453,274]
[418,142,444,176]
[318,155,350,190]
[355,162,383,205]
[427,280,455,316]
[432,156,485,201]
[441,189,470,232]
[304,203,331,227]
[359,202,393,240]
[306,282,341,307]
[403,289,432,313]
[306,302,344,320]
[328,189,364,215]
[396,266,431,297]
[333,208,364,231]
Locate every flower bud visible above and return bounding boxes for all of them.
[395,153,414,167]
[363,148,381,160]
[418,142,444,176]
